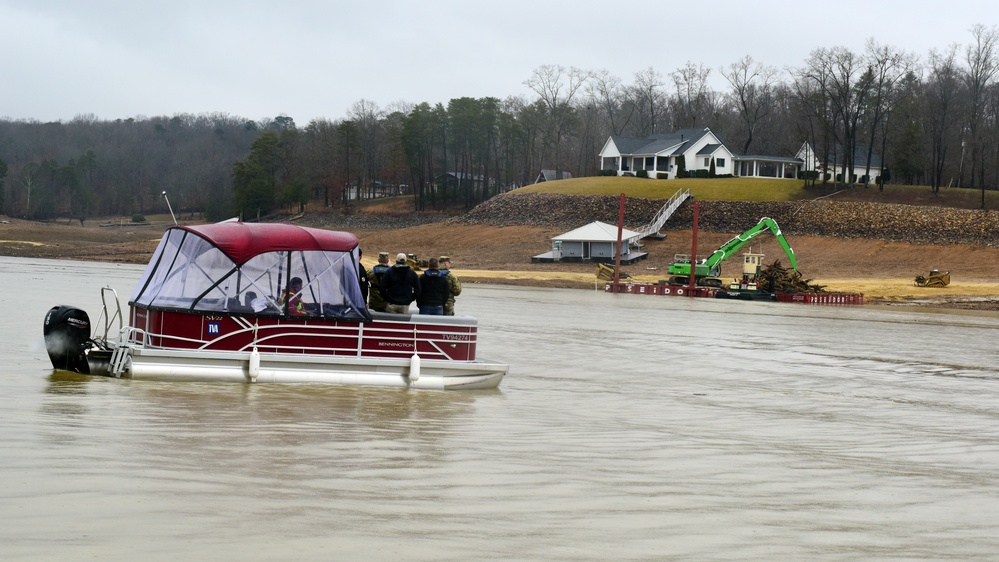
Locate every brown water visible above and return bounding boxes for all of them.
[4,256,999,560]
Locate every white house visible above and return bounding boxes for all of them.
[795,142,885,184]
[599,128,884,183]
[598,127,736,179]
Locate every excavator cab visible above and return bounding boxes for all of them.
[730,249,765,290]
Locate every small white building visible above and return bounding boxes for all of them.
[535,169,573,183]
[531,221,647,264]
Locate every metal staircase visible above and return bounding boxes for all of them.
[636,188,691,238]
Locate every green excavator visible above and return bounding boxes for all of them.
[666,217,797,287]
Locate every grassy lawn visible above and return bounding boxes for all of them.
[339,176,999,213]
[517,176,999,209]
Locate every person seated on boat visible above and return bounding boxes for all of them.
[380,253,421,314]
[279,277,309,316]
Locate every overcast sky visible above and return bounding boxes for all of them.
[2,0,995,124]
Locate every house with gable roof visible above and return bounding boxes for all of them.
[531,221,647,264]
[598,127,884,184]
[795,142,885,184]
[535,169,573,183]
[598,127,736,179]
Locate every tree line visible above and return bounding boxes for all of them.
[1,24,997,221]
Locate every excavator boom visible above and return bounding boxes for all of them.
[668,217,797,278]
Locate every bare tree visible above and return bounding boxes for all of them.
[797,46,875,187]
[962,24,999,206]
[346,99,386,201]
[586,69,633,136]
[524,65,589,178]
[631,66,668,136]
[721,55,780,155]
[924,46,965,194]
[20,164,37,216]
[861,40,918,187]
[670,62,713,128]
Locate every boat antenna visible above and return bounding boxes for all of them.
[162,191,178,225]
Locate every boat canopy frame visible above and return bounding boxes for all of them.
[129,222,370,321]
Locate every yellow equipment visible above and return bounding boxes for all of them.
[596,263,630,281]
[914,269,950,287]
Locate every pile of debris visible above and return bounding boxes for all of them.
[756,260,827,293]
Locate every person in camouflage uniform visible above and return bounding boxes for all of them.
[439,256,461,316]
[365,252,391,312]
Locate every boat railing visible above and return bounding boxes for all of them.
[94,286,124,345]
[636,188,691,238]
[132,313,479,362]
[119,326,149,348]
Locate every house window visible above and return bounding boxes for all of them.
[704,157,710,167]
[717,158,725,168]
[645,157,654,170]
[656,156,668,170]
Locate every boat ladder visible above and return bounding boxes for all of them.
[93,286,124,346]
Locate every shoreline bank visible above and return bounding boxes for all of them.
[3,212,999,311]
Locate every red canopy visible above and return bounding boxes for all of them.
[176,222,359,265]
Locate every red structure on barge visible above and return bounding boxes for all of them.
[604,282,864,305]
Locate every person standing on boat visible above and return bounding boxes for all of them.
[280,277,308,316]
[357,248,369,304]
[366,251,391,312]
[439,256,462,316]
[380,253,421,314]
[416,258,449,315]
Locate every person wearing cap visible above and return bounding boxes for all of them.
[439,256,461,316]
[416,258,449,315]
[366,251,391,312]
[380,252,421,314]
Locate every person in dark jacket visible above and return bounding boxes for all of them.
[357,248,369,304]
[416,258,449,315]
[380,253,421,314]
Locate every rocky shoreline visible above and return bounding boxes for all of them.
[448,192,999,246]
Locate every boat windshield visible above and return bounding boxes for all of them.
[129,227,370,320]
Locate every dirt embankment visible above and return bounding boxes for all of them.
[3,193,999,309]
[453,192,999,246]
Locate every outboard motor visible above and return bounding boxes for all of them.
[43,305,92,373]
